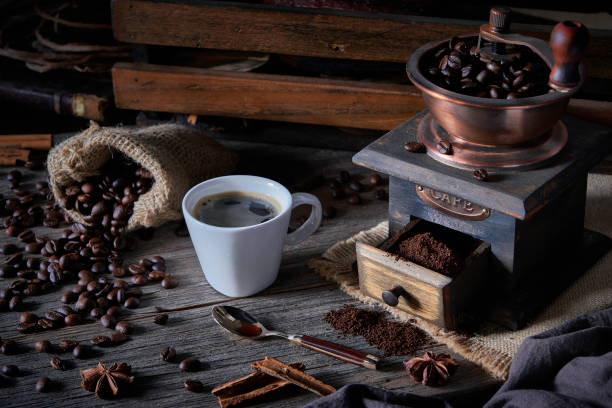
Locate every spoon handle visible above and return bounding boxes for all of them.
[288,335,379,370]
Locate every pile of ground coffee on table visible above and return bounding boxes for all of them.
[397,232,463,276]
[324,305,428,356]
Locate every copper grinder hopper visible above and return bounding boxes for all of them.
[406,7,589,169]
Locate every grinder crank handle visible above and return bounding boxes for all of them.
[549,21,589,92]
[288,334,380,370]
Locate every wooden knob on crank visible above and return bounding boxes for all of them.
[549,21,589,91]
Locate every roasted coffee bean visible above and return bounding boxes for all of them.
[20,312,37,323]
[436,139,452,155]
[128,264,146,275]
[184,379,204,393]
[151,262,166,272]
[90,262,107,274]
[475,69,488,84]
[124,297,140,308]
[160,346,176,362]
[331,188,344,199]
[154,314,169,325]
[507,92,518,99]
[90,307,105,320]
[91,335,112,347]
[347,195,361,205]
[2,364,19,376]
[17,230,35,243]
[100,314,116,329]
[322,206,336,219]
[60,291,77,304]
[1,340,18,355]
[75,297,95,312]
[65,313,81,326]
[447,54,462,70]
[161,275,178,289]
[110,332,128,344]
[56,306,74,316]
[50,356,68,371]
[375,189,388,200]
[0,265,16,279]
[114,321,132,335]
[72,344,88,358]
[38,318,55,330]
[35,339,52,353]
[147,270,165,281]
[368,174,382,186]
[36,377,51,392]
[489,86,501,99]
[45,311,65,324]
[473,168,489,181]
[328,180,341,190]
[179,358,200,372]
[151,255,165,264]
[17,322,38,333]
[125,287,143,297]
[486,61,501,74]
[7,170,22,183]
[130,274,147,286]
[404,141,425,153]
[348,180,363,192]
[1,244,18,255]
[5,225,20,237]
[9,295,22,311]
[107,306,122,317]
[58,340,78,352]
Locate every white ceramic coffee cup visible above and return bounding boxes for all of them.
[182,175,322,297]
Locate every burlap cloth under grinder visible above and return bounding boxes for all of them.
[308,173,612,380]
[47,122,237,231]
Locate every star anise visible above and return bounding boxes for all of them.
[80,362,134,399]
[403,351,458,386]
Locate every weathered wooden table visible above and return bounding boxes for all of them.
[0,138,500,407]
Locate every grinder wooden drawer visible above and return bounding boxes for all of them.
[356,219,490,329]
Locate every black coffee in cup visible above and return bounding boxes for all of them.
[193,191,281,227]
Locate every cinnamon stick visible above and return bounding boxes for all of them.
[0,134,52,150]
[0,148,30,166]
[251,356,336,397]
[212,362,305,408]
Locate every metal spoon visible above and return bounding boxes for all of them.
[212,305,379,370]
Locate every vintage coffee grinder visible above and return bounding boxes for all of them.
[353,8,612,330]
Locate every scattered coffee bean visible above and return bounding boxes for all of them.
[36,377,51,392]
[65,313,81,326]
[148,270,165,281]
[1,364,19,376]
[179,358,200,372]
[50,356,68,371]
[160,346,176,362]
[91,335,112,347]
[375,189,388,201]
[124,297,140,308]
[322,206,336,219]
[1,340,18,355]
[347,195,361,205]
[100,314,116,329]
[35,340,52,353]
[436,139,452,155]
[154,314,169,325]
[1,244,18,255]
[161,275,178,289]
[404,141,425,153]
[72,344,88,358]
[184,379,204,393]
[348,181,363,192]
[58,340,78,352]
[473,168,489,181]
[114,321,132,334]
[110,333,128,344]
[20,312,37,323]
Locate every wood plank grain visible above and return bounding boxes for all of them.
[112,62,424,130]
[111,0,612,80]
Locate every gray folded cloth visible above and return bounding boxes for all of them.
[303,307,612,408]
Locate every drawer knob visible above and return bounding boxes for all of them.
[382,286,408,307]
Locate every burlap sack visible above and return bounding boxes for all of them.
[47,122,237,231]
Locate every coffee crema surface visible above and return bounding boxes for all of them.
[192,191,281,227]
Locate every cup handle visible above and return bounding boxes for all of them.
[285,193,322,245]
